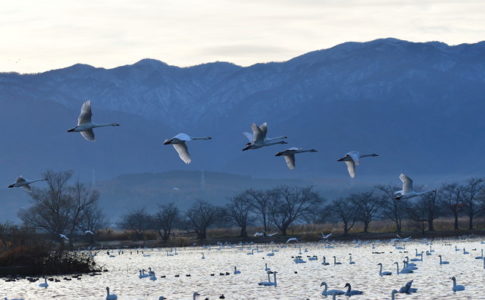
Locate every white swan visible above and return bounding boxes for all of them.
[286,237,298,243]
[321,256,329,265]
[395,262,413,274]
[337,151,378,178]
[275,148,317,169]
[344,283,364,296]
[474,249,483,259]
[378,263,392,276]
[233,266,241,274]
[399,280,417,294]
[163,133,211,164]
[333,256,342,265]
[38,277,48,288]
[451,276,465,292]
[349,254,355,264]
[67,100,119,141]
[192,292,200,300]
[394,173,435,200]
[400,261,415,273]
[439,255,449,265]
[391,289,398,300]
[258,271,277,287]
[320,282,345,296]
[105,287,117,300]
[242,122,287,151]
[321,233,333,240]
[8,176,45,191]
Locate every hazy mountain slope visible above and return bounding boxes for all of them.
[1,38,485,222]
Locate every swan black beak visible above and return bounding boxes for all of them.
[163,139,172,145]
[7,184,14,188]
[337,157,345,161]
[67,128,75,132]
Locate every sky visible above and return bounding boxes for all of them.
[2,0,485,73]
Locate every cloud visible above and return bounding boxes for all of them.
[1,0,485,73]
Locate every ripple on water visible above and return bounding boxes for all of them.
[1,238,484,299]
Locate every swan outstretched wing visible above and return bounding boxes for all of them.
[16,176,27,185]
[173,142,191,164]
[251,123,264,144]
[348,151,360,166]
[259,122,268,140]
[80,129,95,141]
[173,133,192,141]
[283,154,296,170]
[400,173,413,193]
[242,132,253,142]
[345,160,356,178]
[78,100,92,125]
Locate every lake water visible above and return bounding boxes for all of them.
[1,237,485,299]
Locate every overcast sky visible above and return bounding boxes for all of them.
[2,0,485,73]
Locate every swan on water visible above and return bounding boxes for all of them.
[163,133,211,164]
[349,254,355,264]
[439,255,449,265]
[399,280,417,294]
[242,122,287,151]
[337,151,379,178]
[320,282,345,296]
[378,263,392,276]
[275,147,317,169]
[450,276,465,292]
[38,277,48,288]
[258,271,277,287]
[394,173,435,200]
[344,283,364,296]
[67,100,120,141]
[105,287,117,300]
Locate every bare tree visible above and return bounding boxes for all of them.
[18,170,102,248]
[186,200,222,240]
[268,186,322,235]
[247,189,273,234]
[226,193,253,237]
[350,191,380,233]
[406,191,441,232]
[461,178,484,230]
[439,183,465,231]
[118,209,156,240]
[376,185,405,233]
[155,203,180,242]
[332,197,358,235]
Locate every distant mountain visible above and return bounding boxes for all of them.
[1,38,485,221]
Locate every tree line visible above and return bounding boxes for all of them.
[14,171,485,244]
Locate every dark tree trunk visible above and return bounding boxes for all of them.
[240,225,247,238]
[427,218,434,232]
[454,212,459,230]
[262,215,267,233]
[468,214,473,230]
[363,221,369,233]
[395,220,401,233]
[343,221,349,235]
[197,229,207,240]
